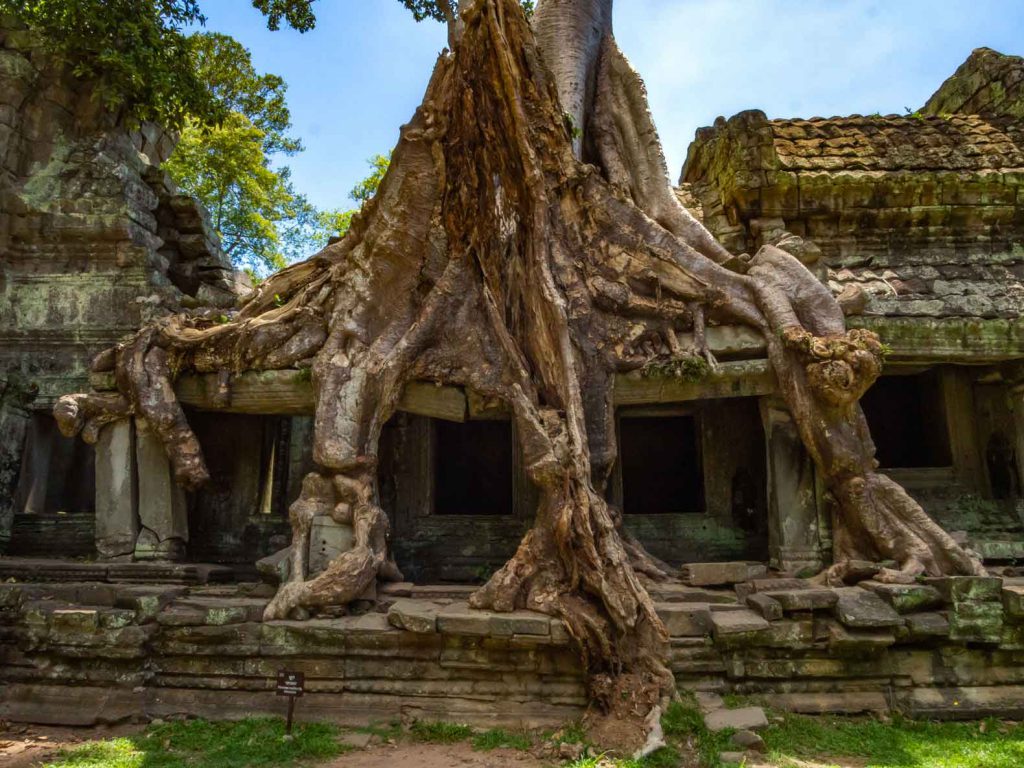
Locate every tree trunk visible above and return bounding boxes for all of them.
[55,0,984,744]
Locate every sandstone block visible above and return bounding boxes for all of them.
[749,578,808,593]
[387,599,438,634]
[1002,585,1024,618]
[925,576,1002,603]
[437,603,491,636]
[861,581,943,614]
[719,751,747,764]
[94,420,138,559]
[681,562,750,586]
[705,706,768,732]
[904,612,950,639]
[746,593,783,621]
[834,588,901,628]
[732,729,765,752]
[762,588,837,612]
[489,610,550,637]
[949,601,1003,644]
[657,603,711,636]
[826,620,896,654]
[709,610,770,647]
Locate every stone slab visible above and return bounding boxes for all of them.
[826,620,896,654]
[436,602,492,636]
[834,588,901,628]
[762,588,838,612]
[860,581,944,614]
[924,576,1003,603]
[705,706,768,732]
[657,603,711,636]
[681,562,750,586]
[949,601,1004,643]
[745,593,783,621]
[387,599,438,634]
[1002,584,1024,617]
[709,610,770,647]
[904,612,950,639]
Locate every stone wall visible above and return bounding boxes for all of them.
[0,21,246,553]
[2,573,1024,726]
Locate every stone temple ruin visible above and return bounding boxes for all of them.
[4,34,1024,726]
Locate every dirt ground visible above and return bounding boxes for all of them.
[0,723,145,768]
[327,742,549,767]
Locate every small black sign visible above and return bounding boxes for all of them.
[276,670,305,698]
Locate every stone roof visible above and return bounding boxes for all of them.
[769,114,1024,173]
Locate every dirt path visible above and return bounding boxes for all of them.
[326,742,550,767]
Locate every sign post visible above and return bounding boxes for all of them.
[275,670,305,737]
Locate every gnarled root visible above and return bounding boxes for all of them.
[263,465,401,620]
[825,472,986,585]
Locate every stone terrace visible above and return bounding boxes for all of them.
[3,562,1024,727]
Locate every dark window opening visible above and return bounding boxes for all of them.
[619,415,703,514]
[860,371,951,468]
[14,413,94,516]
[433,419,513,516]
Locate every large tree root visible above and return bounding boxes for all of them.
[54,0,985,740]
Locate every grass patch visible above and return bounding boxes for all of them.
[355,720,402,742]
[662,697,732,767]
[472,727,532,751]
[43,717,347,768]
[761,712,1024,768]
[409,720,474,744]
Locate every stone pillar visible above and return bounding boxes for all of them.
[134,418,188,560]
[94,420,138,559]
[760,397,823,574]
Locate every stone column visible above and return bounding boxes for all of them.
[134,418,188,560]
[94,419,138,559]
[760,397,823,574]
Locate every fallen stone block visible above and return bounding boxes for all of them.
[861,581,944,614]
[695,691,723,714]
[732,729,765,752]
[762,588,837,612]
[746,593,782,621]
[657,602,710,636]
[387,599,439,634]
[681,562,750,586]
[705,706,768,732]
[719,751,747,765]
[749,577,809,593]
[834,588,901,629]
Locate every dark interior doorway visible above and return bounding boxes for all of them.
[619,414,704,515]
[860,371,951,468]
[433,419,514,516]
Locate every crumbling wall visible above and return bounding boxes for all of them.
[0,20,246,553]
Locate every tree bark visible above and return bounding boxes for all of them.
[55,0,984,742]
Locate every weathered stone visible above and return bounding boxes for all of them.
[719,751,748,765]
[749,578,808,593]
[905,612,950,639]
[709,610,770,647]
[695,691,723,714]
[489,610,550,637]
[924,576,1003,603]
[731,729,765,752]
[860,581,943,614]
[826,620,896,654]
[308,516,354,576]
[436,602,491,636]
[93,420,137,559]
[657,602,711,636]
[134,419,187,561]
[746,593,783,621]
[705,706,769,732]
[1001,584,1024,618]
[762,588,838,612]
[834,587,901,628]
[386,599,438,634]
[255,547,291,585]
[681,562,749,586]
[949,601,1004,643]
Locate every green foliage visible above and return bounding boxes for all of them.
[472,728,532,751]
[398,0,534,23]
[641,355,711,383]
[409,720,474,744]
[4,1,316,130]
[760,712,1024,768]
[350,154,392,205]
[43,717,347,768]
[662,697,733,767]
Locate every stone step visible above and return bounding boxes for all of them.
[705,706,768,732]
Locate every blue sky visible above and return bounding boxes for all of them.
[198,0,1024,212]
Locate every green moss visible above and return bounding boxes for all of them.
[641,355,710,383]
